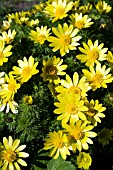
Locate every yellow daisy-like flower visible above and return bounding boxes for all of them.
[82,62,113,91]
[11,56,39,83]
[0,73,20,101]
[0,40,12,66]
[78,3,92,14]
[41,56,67,84]
[76,152,92,170]
[84,99,106,126]
[63,119,97,151]
[43,130,70,160]
[47,23,82,56]
[76,39,108,67]
[54,91,88,125]
[1,21,10,31]
[0,99,18,113]
[34,2,45,12]
[59,72,91,98]
[7,11,29,25]
[29,26,51,44]
[0,29,16,44]
[44,0,73,22]
[26,19,39,27]
[0,136,29,170]
[97,127,113,146]
[69,13,93,30]
[106,51,113,64]
[73,0,80,10]
[95,1,112,14]
[23,95,33,105]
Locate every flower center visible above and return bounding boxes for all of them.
[75,21,84,29]
[60,36,71,45]
[53,138,63,148]
[22,67,32,77]
[87,108,96,116]
[71,127,84,140]
[83,156,90,163]
[0,51,4,59]
[66,103,77,115]
[8,83,16,91]
[55,6,65,18]
[87,50,99,61]
[3,150,16,162]
[46,65,58,76]
[69,86,81,95]
[38,34,46,43]
[92,73,103,84]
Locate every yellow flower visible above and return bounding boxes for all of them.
[76,152,92,170]
[29,26,51,44]
[7,11,30,25]
[34,2,45,12]
[82,62,113,91]
[73,0,80,10]
[95,1,112,14]
[47,23,82,56]
[84,99,106,126]
[100,23,106,29]
[23,95,33,105]
[1,21,10,31]
[43,130,70,160]
[0,136,29,170]
[59,72,91,98]
[54,91,88,125]
[78,3,92,14]
[26,19,39,27]
[0,40,12,66]
[41,56,67,84]
[97,127,113,146]
[11,56,39,83]
[69,13,93,30]
[44,0,73,22]
[0,29,16,44]
[0,73,20,101]
[63,119,97,151]
[76,39,108,67]
[106,51,113,64]
[0,99,18,113]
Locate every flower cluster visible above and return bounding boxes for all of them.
[0,0,113,169]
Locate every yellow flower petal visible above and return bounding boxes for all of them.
[2,161,8,170]
[9,162,14,170]
[15,145,26,152]
[3,137,10,150]
[18,152,29,158]
[17,159,27,166]
[14,162,21,170]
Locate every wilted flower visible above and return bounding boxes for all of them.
[97,127,113,146]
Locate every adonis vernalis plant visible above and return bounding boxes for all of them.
[0,0,113,169]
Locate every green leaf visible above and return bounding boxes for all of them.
[47,156,76,170]
[32,165,46,170]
